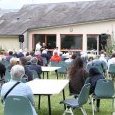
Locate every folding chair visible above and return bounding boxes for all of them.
[61,83,91,115]
[108,64,115,80]
[4,96,35,115]
[91,79,115,115]
[56,61,68,79]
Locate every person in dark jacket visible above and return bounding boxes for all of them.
[19,57,33,81]
[89,67,104,112]
[28,57,42,78]
[0,62,6,79]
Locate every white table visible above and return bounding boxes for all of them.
[27,79,69,115]
[41,66,61,79]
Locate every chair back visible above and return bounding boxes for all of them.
[108,64,115,74]
[50,61,58,67]
[4,96,33,115]
[57,61,67,74]
[95,79,114,98]
[84,77,90,84]
[78,83,90,105]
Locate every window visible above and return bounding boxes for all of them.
[47,35,56,49]
[87,35,97,50]
[34,34,56,49]
[61,35,82,50]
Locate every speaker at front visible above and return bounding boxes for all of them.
[19,35,24,43]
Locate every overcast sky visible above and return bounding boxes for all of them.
[0,0,95,9]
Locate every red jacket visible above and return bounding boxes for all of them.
[50,54,61,62]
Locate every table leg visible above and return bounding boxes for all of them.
[38,95,41,109]
[43,72,44,79]
[47,72,49,79]
[55,70,58,79]
[62,89,66,109]
[48,95,51,115]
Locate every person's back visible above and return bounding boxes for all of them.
[24,66,33,81]
[1,80,33,100]
[0,60,6,79]
[28,57,42,78]
[89,67,104,94]
[0,65,37,115]
[19,57,33,81]
[50,52,62,63]
[68,57,88,95]
[86,58,104,73]
[88,67,104,112]
[69,68,88,95]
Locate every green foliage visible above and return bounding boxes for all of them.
[106,43,115,55]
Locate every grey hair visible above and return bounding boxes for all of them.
[10,65,25,81]
[10,57,19,63]
[30,57,38,64]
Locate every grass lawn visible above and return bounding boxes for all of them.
[0,72,114,115]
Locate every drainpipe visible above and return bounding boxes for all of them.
[97,35,99,56]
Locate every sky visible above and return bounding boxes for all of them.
[0,0,95,9]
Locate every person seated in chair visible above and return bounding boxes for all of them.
[1,65,37,115]
[50,52,62,63]
[68,57,88,95]
[19,57,33,81]
[0,57,6,80]
[28,57,42,78]
[88,67,105,112]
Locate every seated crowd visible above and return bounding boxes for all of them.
[0,47,114,114]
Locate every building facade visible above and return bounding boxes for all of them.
[0,0,115,53]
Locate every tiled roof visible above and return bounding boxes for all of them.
[0,0,115,35]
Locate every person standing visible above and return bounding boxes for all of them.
[35,42,42,55]
[53,47,60,56]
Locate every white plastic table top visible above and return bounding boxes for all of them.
[41,66,61,72]
[27,79,69,95]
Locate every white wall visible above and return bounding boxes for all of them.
[1,20,115,52]
[0,36,20,51]
[28,20,115,51]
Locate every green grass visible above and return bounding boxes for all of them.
[0,72,114,115]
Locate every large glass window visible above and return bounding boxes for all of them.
[61,34,82,50]
[34,34,56,49]
[34,34,45,44]
[47,35,56,49]
[87,35,97,50]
